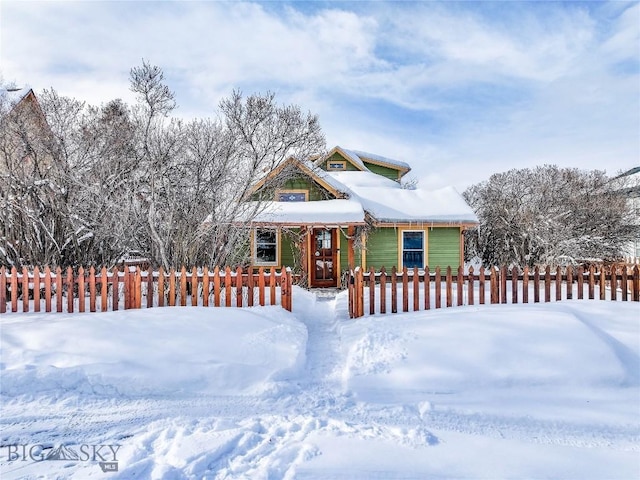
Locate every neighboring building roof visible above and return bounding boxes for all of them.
[3,87,32,106]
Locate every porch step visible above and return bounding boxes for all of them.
[313,288,340,300]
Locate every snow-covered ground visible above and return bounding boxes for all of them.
[1,289,638,479]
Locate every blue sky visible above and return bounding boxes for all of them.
[1,1,638,190]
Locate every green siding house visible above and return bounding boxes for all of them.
[244,146,478,288]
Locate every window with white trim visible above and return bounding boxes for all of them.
[402,231,424,269]
[254,229,278,265]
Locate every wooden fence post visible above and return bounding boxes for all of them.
[347,269,356,318]
[588,265,595,300]
[225,267,232,307]
[66,267,74,313]
[146,266,154,308]
[89,266,96,312]
[135,267,142,309]
[112,267,120,310]
[544,266,551,303]
[202,266,210,307]
[180,266,188,307]
[522,266,529,304]
[566,265,573,300]
[158,267,165,307]
[633,265,640,302]
[192,266,199,307]
[468,266,475,306]
[100,266,107,312]
[45,266,52,313]
[621,266,628,302]
[577,266,584,300]
[446,266,452,308]
[500,266,507,304]
[33,266,41,312]
[555,266,562,302]
[281,267,289,312]
[123,267,130,310]
[611,265,617,301]
[413,267,419,311]
[511,266,518,304]
[247,267,254,307]
[10,267,18,312]
[287,267,293,311]
[380,267,387,314]
[236,266,243,308]
[457,265,464,306]
[370,267,376,315]
[56,267,63,312]
[258,267,265,307]
[402,267,409,313]
[391,266,398,314]
[22,266,29,313]
[0,266,6,314]
[270,268,276,306]
[479,266,485,305]
[78,266,85,313]
[490,267,497,304]
[424,266,431,310]
[534,266,540,303]
[435,266,442,309]
[168,267,176,307]
[214,266,221,307]
[599,265,606,301]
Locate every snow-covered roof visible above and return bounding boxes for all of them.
[337,148,370,172]
[349,149,411,171]
[328,171,478,224]
[3,87,32,107]
[244,199,366,225]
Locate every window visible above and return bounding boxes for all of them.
[254,229,278,265]
[402,231,424,268]
[327,160,346,170]
[276,190,308,202]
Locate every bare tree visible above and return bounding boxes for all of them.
[464,165,637,267]
[0,62,325,268]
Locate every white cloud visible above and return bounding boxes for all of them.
[1,1,637,191]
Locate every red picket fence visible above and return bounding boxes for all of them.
[348,265,640,318]
[0,266,293,314]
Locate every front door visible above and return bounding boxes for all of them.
[310,228,337,287]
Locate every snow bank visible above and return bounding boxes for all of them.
[1,307,307,397]
[339,301,640,423]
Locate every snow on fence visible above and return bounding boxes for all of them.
[348,265,640,318]
[0,266,293,314]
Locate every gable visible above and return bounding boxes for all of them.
[249,157,347,202]
[323,151,362,172]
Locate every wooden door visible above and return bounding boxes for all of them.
[310,228,337,287]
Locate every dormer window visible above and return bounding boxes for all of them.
[327,161,346,170]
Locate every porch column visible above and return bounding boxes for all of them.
[300,226,308,283]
